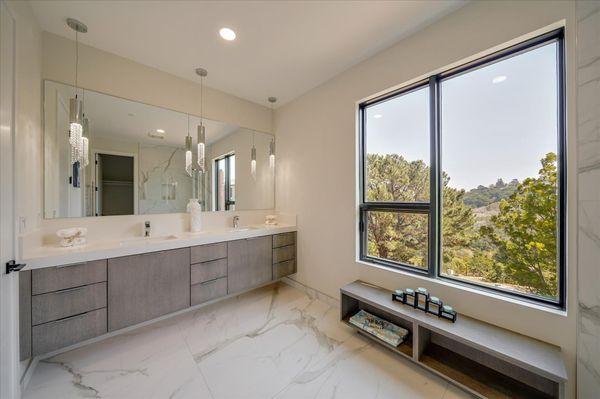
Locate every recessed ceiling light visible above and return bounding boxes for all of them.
[492,75,507,84]
[373,114,383,119]
[219,27,236,41]
[156,129,165,134]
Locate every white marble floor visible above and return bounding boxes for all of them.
[23,283,471,399]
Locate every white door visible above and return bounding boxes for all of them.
[0,1,20,397]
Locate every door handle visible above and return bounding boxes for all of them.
[6,260,26,274]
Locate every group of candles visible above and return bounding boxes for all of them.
[392,287,457,323]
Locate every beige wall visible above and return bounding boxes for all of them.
[275,1,578,396]
[206,129,275,211]
[42,32,272,134]
[7,0,42,234]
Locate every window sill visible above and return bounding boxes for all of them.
[356,259,568,317]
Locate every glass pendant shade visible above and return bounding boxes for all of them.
[69,97,83,164]
[197,124,206,172]
[269,140,275,170]
[185,135,193,177]
[82,137,89,167]
[251,145,257,179]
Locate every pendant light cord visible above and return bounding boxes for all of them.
[200,76,204,126]
[75,30,79,93]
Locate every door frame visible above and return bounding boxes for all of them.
[0,0,20,397]
[92,149,138,215]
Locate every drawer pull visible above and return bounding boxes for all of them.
[51,312,89,324]
[141,250,166,256]
[55,285,87,294]
[56,262,87,269]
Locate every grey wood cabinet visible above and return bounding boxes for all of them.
[32,259,107,295]
[32,308,107,356]
[272,232,297,279]
[19,271,31,361]
[108,248,190,331]
[32,282,107,326]
[228,236,273,294]
[20,231,296,358]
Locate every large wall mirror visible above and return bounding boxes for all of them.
[43,80,275,219]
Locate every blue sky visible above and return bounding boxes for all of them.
[366,42,558,191]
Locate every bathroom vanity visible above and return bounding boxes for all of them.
[19,229,296,359]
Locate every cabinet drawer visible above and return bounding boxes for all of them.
[273,245,295,263]
[32,259,107,295]
[191,258,227,285]
[32,282,107,326]
[32,308,107,356]
[273,260,296,279]
[191,277,227,306]
[191,242,227,264]
[273,232,296,248]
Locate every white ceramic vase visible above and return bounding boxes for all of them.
[187,199,202,233]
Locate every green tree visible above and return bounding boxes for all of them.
[481,153,558,297]
[366,154,475,268]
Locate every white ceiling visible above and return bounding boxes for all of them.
[30,1,466,107]
[83,88,241,147]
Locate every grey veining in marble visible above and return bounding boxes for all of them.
[138,144,193,215]
[22,283,470,399]
[577,1,600,397]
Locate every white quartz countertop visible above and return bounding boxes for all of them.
[22,224,297,270]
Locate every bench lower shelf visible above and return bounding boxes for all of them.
[340,281,565,399]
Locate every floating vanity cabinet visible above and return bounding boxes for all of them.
[29,260,108,356]
[108,248,190,331]
[19,271,32,361]
[228,236,273,294]
[20,229,297,358]
[272,232,296,279]
[190,243,228,306]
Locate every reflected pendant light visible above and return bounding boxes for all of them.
[269,139,275,170]
[185,114,193,177]
[251,132,257,179]
[196,68,208,172]
[268,97,277,171]
[82,117,90,167]
[67,18,87,165]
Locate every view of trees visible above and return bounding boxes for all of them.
[365,152,559,299]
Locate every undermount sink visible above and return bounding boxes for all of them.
[228,226,259,232]
[119,235,179,247]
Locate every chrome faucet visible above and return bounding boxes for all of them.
[144,221,151,237]
[233,215,240,229]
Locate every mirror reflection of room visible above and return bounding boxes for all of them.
[43,80,275,219]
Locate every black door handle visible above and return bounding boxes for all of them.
[6,260,26,274]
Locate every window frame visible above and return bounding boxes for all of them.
[358,28,566,309]
[213,152,235,211]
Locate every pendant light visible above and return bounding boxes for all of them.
[185,114,193,177]
[196,68,208,172]
[67,18,87,165]
[82,117,90,167]
[251,132,257,179]
[268,97,277,171]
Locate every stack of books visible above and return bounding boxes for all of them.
[348,310,409,347]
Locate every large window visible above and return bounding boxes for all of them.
[359,29,565,307]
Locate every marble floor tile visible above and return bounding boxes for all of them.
[23,283,471,399]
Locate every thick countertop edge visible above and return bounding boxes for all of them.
[21,224,297,270]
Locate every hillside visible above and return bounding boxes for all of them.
[463,178,519,208]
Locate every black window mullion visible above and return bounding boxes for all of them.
[429,76,441,278]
